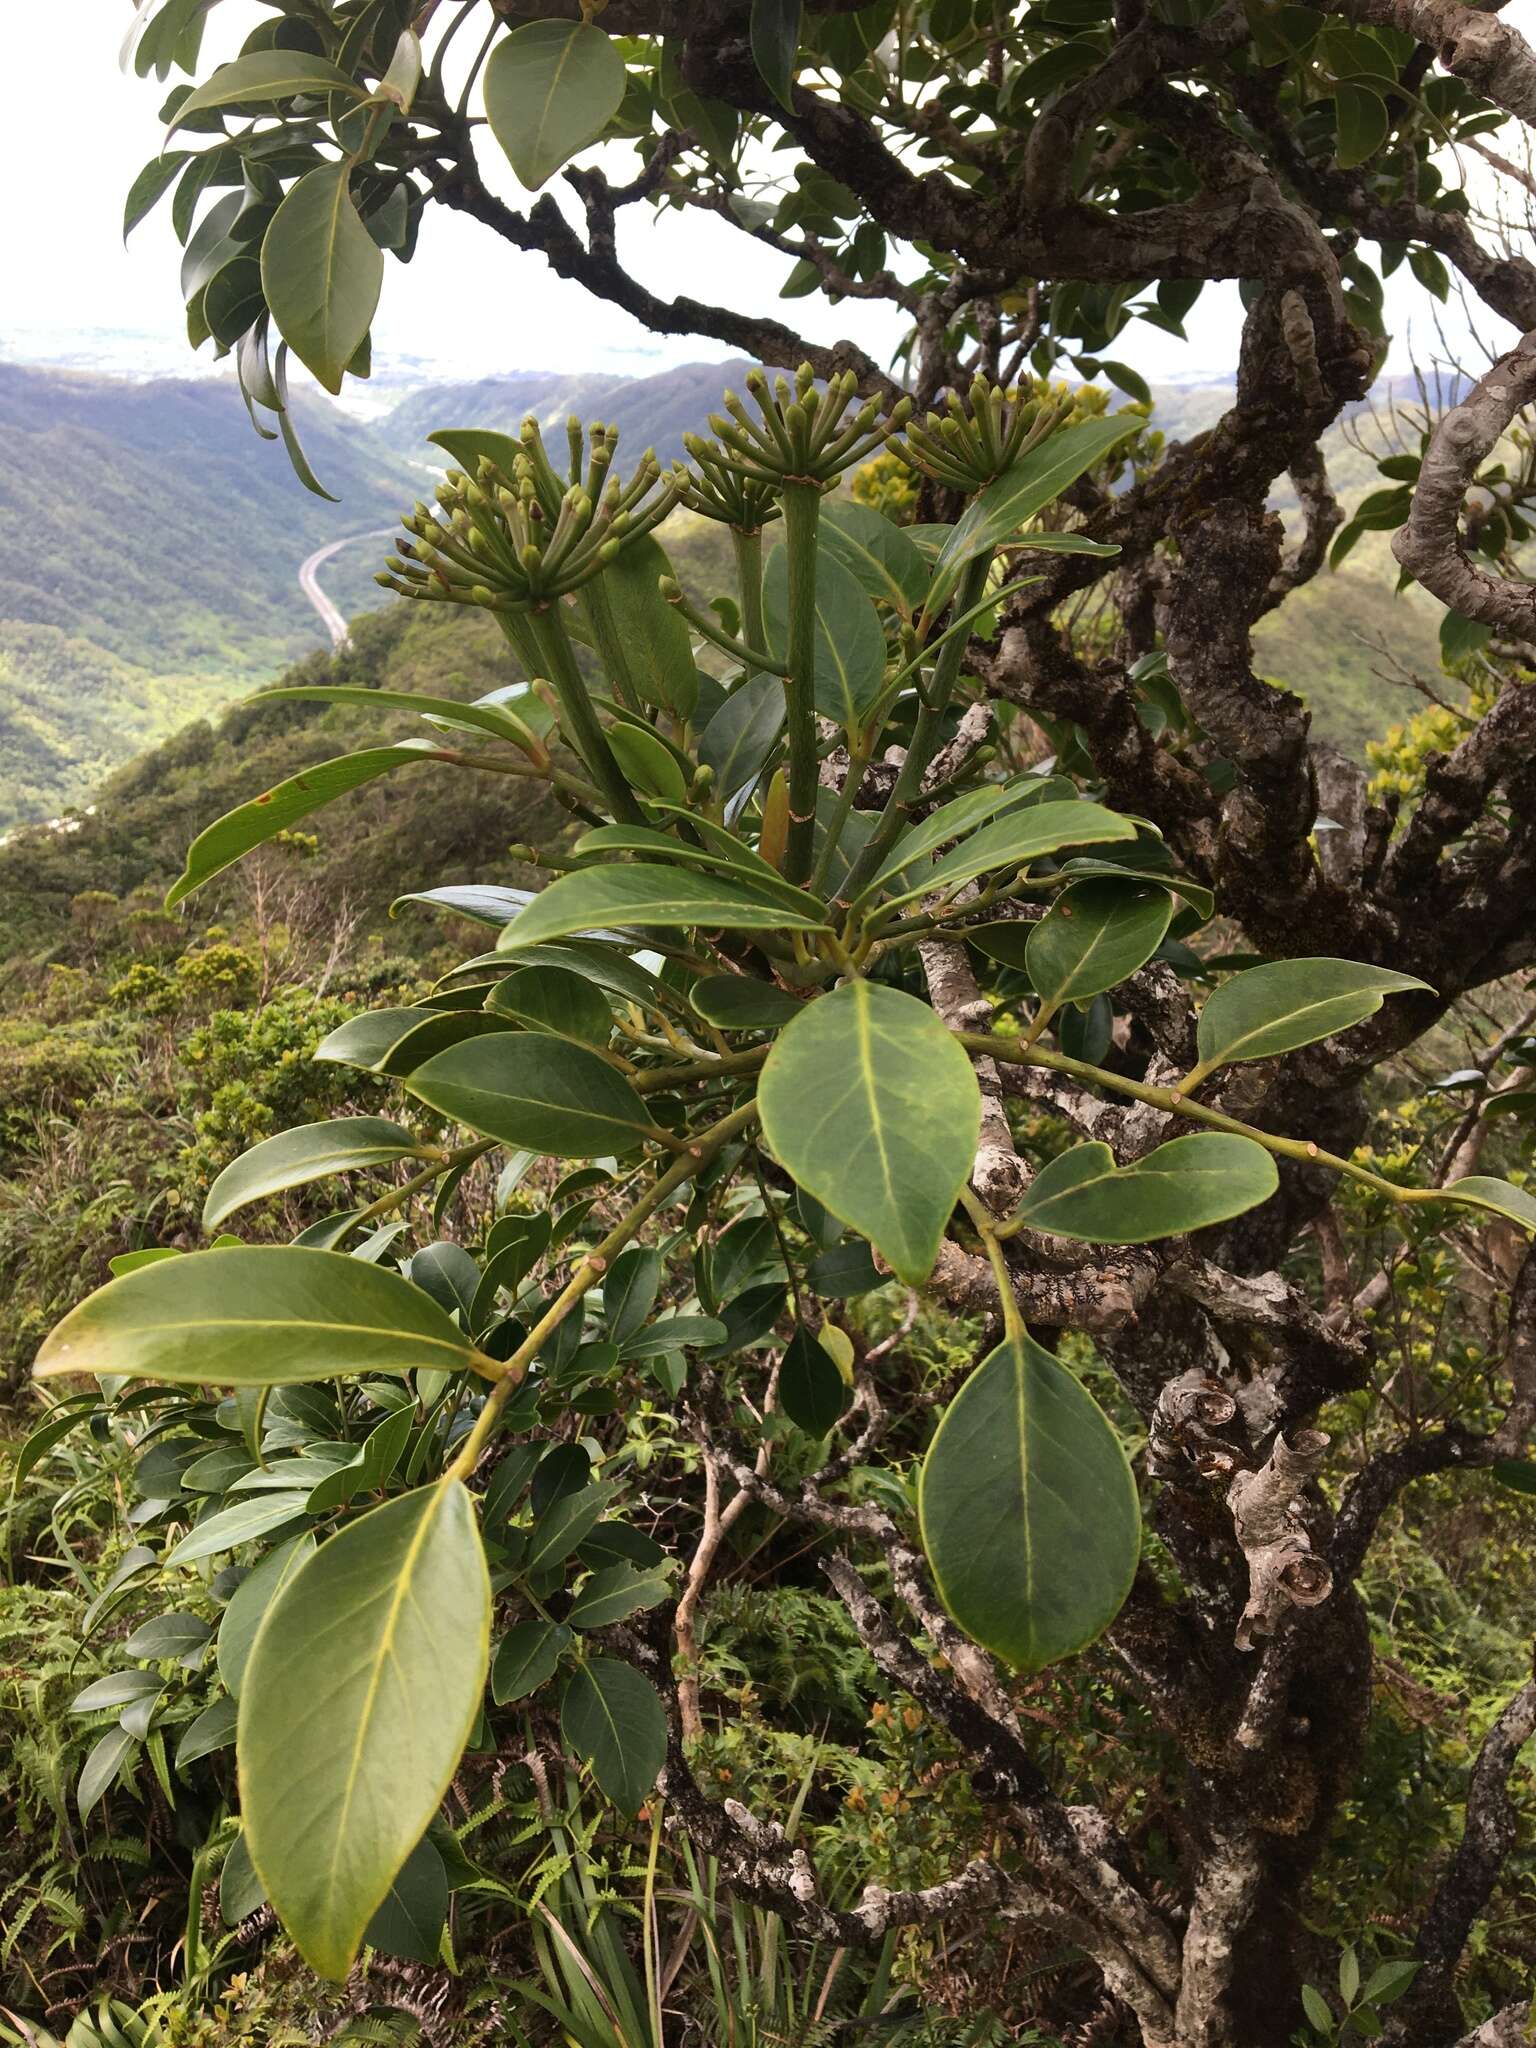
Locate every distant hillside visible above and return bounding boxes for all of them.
[0,362,416,830]
[379,358,762,466]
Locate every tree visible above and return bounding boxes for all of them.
[37,2,1536,2042]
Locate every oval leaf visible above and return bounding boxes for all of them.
[930,414,1141,604]
[239,1479,491,1979]
[1026,880,1174,1009]
[167,744,435,907]
[596,537,699,716]
[1010,1134,1279,1243]
[919,1332,1140,1671]
[883,800,1137,912]
[261,160,384,396]
[36,1246,481,1387]
[759,981,980,1284]
[484,21,627,191]
[404,1034,657,1156]
[498,864,828,952]
[560,1656,667,1814]
[1193,958,1431,1076]
[486,965,615,1048]
[204,1118,427,1229]
[777,1325,851,1435]
[167,50,366,137]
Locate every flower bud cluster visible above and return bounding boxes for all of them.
[681,363,911,491]
[375,416,679,609]
[888,375,1069,492]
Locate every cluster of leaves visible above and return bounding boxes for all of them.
[21,360,1536,2009]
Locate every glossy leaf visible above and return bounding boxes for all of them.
[882,801,1137,912]
[492,1619,572,1703]
[1193,958,1431,1074]
[484,21,627,191]
[820,501,928,618]
[218,1532,318,1698]
[364,1837,448,1965]
[260,684,547,758]
[167,51,366,138]
[203,1118,427,1229]
[759,981,980,1283]
[485,964,614,1048]
[699,672,785,797]
[1438,1176,1536,1234]
[1010,1134,1279,1243]
[777,1325,851,1435]
[572,825,823,918]
[567,1561,673,1629]
[261,161,383,395]
[560,1656,667,1813]
[764,541,886,729]
[597,537,699,716]
[79,1725,137,1819]
[498,864,827,952]
[167,1492,311,1568]
[239,1479,491,1979]
[404,1034,657,1156]
[930,415,1142,602]
[919,1332,1139,1671]
[36,1246,481,1387]
[166,744,435,907]
[751,0,801,110]
[1336,80,1390,167]
[314,1005,514,1077]
[1025,880,1174,1009]
[602,1247,662,1345]
[690,975,805,1030]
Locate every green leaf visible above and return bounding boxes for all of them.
[485,965,615,1048]
[314,1005,515,1078]
[261,160,383,395]
[572,825,824,918]
[178,1698,238,1770]
[122,1611,211,1661]
[859,780,1041,899]
[919,1331,1139,1671]
[690,976,805,1030]
[525,1480,619,1575]
[364,1837,448,1965]
[777,1325,851,1435]
[1056,856,1215,925]
[497,864,827,952]
[764,541,887,729]
[1026,880,1174,1009]
[560,1657,667,1813]
[218,1532,318,1698]
[492,1619,572,1703]
[1335,80,1390,166]
[607,720,689,803]
[596,538,699,716]
[1359,1961,1418,2007]
[820,502,928,618]
[602,1247,662,1346]
[698,672,785,797]
[567,1562,673,1629]
[1010,1135,1278,1243]
[166,51,367,138]
[1302,1984,1335,2033]
[751,0,801,110]
[240,1479,490,1980]
[125,148,191,241]
[1193,958,1431,1075]
[1438,1175,1536,1234]
[1493,1459,1536,1495]
[203,1118,428,1229]
[167,1492,311,1568]
[36,1246,481,1387]
[930,415,1141,603]
[484,21,627,191]
[79,1725,138,1819]
[220,1831,267,1926]
[881,800,1138,912]
[404,1034,657,1156]
[166,744,436,907]
[72,1670,164,1714]
[759,981,980,1284]
[259,684,547,756]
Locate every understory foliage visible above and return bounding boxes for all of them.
[13,0,1536,2042]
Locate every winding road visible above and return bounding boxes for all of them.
[298,530,395,649]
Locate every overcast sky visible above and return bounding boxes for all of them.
[3,4,1529,392]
